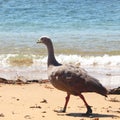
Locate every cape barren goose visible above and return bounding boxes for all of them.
[37,36,107,116]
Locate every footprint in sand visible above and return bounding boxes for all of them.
[0,113,5,117]
[24,115,31,119]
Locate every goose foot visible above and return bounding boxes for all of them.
[82,106,92,117]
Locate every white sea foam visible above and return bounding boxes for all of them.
[33,54,120,67]
[0,54,120,68]
[0,54,120,88]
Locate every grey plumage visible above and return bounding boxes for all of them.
[49,64,107,97]
[37,36,108,116]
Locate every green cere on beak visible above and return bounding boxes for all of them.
[37,40,42,43]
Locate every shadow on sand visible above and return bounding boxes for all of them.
[64,113,119,118]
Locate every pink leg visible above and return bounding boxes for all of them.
[62,93,70,112]
[79,94,89,107]
[79,94,92,115]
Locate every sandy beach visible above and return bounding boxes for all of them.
[0,82,119,120]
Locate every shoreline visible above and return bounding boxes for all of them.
[0,82,120,120]
[0,65,120,89]
[0,77,119,94]
[0,54,120,89]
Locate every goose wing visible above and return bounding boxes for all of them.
[48,64,107,96]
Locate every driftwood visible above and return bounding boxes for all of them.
[109,87,120,95]
[0,77,49,85]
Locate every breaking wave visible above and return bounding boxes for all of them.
[0,54,120,67]
[0,54,120,88]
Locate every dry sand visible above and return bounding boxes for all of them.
[0,83,120,120]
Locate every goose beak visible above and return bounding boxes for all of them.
[37,39,42,43]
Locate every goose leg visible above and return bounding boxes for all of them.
[54,93,70,113]
[62,93,70,112]
[79,94,92,116]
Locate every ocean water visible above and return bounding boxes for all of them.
[0,0,120,88]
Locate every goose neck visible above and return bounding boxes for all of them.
[47,43,60,67]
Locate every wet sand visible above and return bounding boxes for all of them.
[0,83,120,120]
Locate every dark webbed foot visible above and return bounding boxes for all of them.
[82,106,92,117]
[86,106,92,115]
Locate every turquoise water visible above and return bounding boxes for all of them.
[0,0,120,88]
[0,0,120,55]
